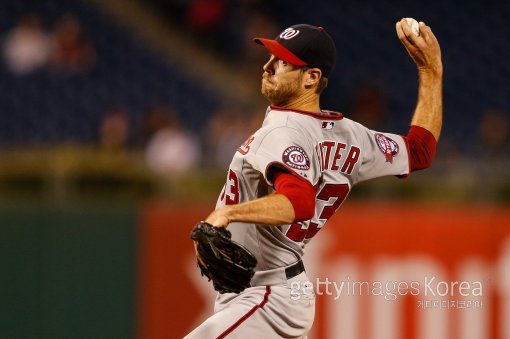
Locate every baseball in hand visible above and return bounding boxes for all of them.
[404,17,420,37]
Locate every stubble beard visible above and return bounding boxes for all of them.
[261,79,301,106]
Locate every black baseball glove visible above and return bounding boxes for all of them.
[190,221,257,294]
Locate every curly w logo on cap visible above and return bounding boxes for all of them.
[279,28,300,40]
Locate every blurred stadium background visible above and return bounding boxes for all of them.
[0,0,508,338]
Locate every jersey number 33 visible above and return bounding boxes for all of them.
[286,183,349,242]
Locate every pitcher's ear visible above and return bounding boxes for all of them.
[303,68,322,88]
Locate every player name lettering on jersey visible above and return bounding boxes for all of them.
[315,141,361,174]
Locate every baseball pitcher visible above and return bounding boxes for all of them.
[187,19,442,338]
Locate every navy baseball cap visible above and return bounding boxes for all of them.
[254,24,336,77]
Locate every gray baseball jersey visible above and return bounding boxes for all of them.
[185,106,410,338]
[217,106,409,272]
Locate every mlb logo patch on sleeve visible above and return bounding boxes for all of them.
[282,146,310,170]
[375,134,399,163]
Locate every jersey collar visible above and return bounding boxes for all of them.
[270,105,344,120]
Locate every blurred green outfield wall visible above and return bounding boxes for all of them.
[0,204,137,339]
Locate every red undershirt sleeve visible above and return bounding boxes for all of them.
[271,170,316,222]
[403,125,438,172]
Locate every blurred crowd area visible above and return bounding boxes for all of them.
[0,0,508,201]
